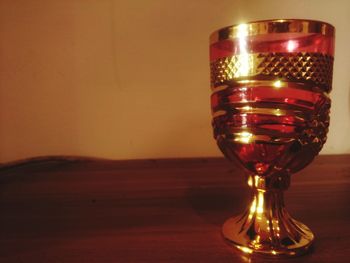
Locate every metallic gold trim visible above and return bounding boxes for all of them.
[222,174,314,256]
[212,106,297,118]
[218,133,295,144]
[233,133,272,144]
[212,103,315,119]
[210,52,334,92]
[236,106,290,116]
[210,19,335,44]
[211,80,329,97]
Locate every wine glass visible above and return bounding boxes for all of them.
[209,19,335,256]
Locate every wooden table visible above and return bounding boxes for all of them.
[0,155,349,262]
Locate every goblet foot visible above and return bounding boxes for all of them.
[222,175,314,256]
[222,213,314,256]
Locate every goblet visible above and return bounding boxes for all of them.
[209,19,335,256]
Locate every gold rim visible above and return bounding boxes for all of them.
[210,19,335,44]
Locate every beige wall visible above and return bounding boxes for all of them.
[1,0,349,163]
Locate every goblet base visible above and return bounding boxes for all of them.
[222,205,314,256]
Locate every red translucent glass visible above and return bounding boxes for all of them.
[210,23,334,176]
[212,82,330,175]
[210,33,334,61]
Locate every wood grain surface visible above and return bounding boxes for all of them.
[0,155,349,262]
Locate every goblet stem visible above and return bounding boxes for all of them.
[222,174,314,256]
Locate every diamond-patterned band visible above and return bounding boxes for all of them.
[210,52,334,92]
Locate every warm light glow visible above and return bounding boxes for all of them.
[238,80,253,84]
[251,235,262,249]
[238,246,253,254]
[247,176,253,187]
[273,80,283,88]
[254,175,260,187]
[287,40,297,52]
[235,131,253,144]
[235,24,250,77]
[257,190,264,214]
[249,196,257,214]
[274,108,282,116]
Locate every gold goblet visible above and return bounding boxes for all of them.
[209,19,335,256]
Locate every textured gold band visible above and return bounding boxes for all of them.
[210,52,334,92]
[210,19,335,44]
